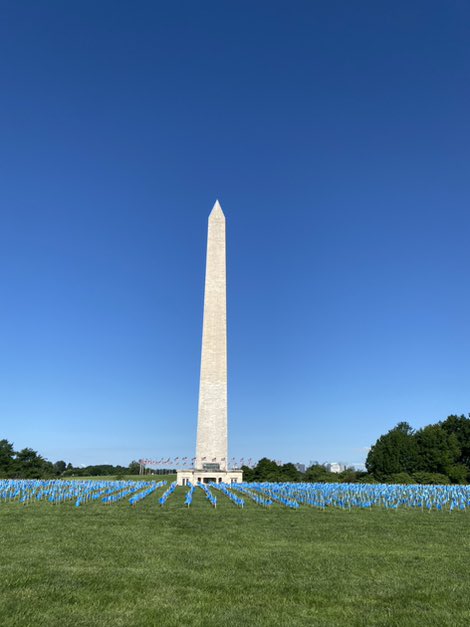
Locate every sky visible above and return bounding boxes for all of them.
[0,1,469,467]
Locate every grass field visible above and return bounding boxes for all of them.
[1,482,470,626]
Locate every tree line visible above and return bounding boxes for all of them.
[241,458,368,483]
[365,414,470,484]
[0,439,140,479]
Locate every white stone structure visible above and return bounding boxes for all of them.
[177,201,242,486]
[325,462,345,474]
[196,201,228,470]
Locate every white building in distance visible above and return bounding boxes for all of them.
[324,462,346,474]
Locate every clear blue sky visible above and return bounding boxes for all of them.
[1,1,469,467]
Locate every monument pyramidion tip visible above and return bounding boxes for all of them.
[210,199,225,219]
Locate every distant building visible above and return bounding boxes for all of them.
[324,462,345,474]
[295,463,306,473]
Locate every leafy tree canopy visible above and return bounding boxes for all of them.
[366,422,419,479]
[367,414,470,483]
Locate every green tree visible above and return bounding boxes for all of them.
[128,460,141,475]
[387,472,413,484]
[338,468,366,483]
[252,458,280,482]
[13,448,53,478]
[0,439,15,476]
[240,465,254,481]
[244,458,304,482]
[440,414,470,469]
[356,475,379,484]
[53,460,67,475]
[303,464,336,483]
[366,422,419,480]
[279,463,301,482]
[415,424,460,475]
[412,471,450,485]
[447,464,469,485]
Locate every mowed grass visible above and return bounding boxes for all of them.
[1,484,470,626]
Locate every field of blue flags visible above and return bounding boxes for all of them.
[1,479,470,512]
[242,482,470,512]
[0,479,167,507]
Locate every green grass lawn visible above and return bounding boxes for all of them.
[1,483,470,626]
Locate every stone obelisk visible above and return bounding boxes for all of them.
[195,200,228,471]
[177,201,242,486]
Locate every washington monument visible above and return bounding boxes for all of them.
[195,200,228,471]
[177,201,242,485]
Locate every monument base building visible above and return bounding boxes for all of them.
[177,468,243,486]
